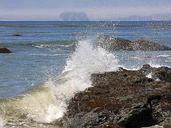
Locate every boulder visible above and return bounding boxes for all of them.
[140,65,171,82]
[153,67,171,82]
[12,33,22,36]
[132,40,171,51]
[97,35,133,51]
[118,104,156,128]
[63,65,171,128]
[63,109,121,128]
[0,47,11,53]
[96,35,171,51]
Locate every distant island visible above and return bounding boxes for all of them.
[58,12,171,21]
[59,12,89,21]
[116,13,171,21]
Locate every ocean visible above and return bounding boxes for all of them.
[0,21,171,127]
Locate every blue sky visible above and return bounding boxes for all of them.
[0,0,171,20]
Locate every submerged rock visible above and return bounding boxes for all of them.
[96,35,171,51]
[0,47,11,53]
[12,33,22,36]
[63,65,171,128]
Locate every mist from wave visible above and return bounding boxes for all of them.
[0,117,5,128]
[23,39,119,123]
[0,39,120,127]
[39,40,119,122]
[1,39,171,127]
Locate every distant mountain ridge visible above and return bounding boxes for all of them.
[59,12,89,21]
[58,12,171,21]
[116,13,171,21]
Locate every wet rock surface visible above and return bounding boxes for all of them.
[0,47,11,53]
[63,65,171,128]
[96,35,171,51]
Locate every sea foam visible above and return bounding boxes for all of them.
[0,116,5,128]
[42,40,119,123]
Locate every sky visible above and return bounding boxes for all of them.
[0,0,171,20]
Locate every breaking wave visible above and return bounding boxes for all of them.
[32,43,76,49]
[0,39,119,127]
[41,40,119,123]
[0,116,5,128]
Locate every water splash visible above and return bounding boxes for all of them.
[148,62,162,68]
[0,116,5,128]
[0,40,119,125]
[42,40,119,123]
[146,72,153,79]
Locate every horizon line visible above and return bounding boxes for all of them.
[0,20,171,22]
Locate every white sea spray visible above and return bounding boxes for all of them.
[42,40,119,123]
[0,116,5,128]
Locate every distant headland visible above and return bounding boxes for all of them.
[59,12,89,21]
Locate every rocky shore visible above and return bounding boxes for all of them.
[97,35,171,51]
[63,65,171,128]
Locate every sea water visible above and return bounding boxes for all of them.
[0,21,171,127]
[0,21,171,98]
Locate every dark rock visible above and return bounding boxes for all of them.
[13,33,22,36]
[96,35,171,51]
[0,47,11,53]
[147,95,162,108]
[118,95,164,128]
[63,65,171,128]
[118,104,156,128]
[140,65,171,82]
[63,109,121,128]
[133,40,171,51]
[140,64,153,75]
[153,67,171,82]
[97,35,133,51]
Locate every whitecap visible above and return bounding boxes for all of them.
[42,40,119,123]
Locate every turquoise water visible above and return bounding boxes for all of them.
[0,21,171,98]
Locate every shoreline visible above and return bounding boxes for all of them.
[63,64,171,128]
[0,64,171,128]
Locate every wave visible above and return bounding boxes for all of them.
[32,43,76,50]
[0,116,5,128]
[43,40,119,123]
[0,39,119,127]
[0,85,57,127]
[1,40,76,47]
[157,54,171,58]
[30,53,67,57]
[1,39,171,127]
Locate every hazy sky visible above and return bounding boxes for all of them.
[0,0,171,20]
